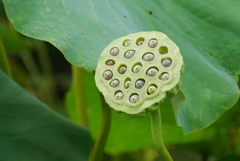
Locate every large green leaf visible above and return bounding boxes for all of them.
[0,70,91,161]
[3,0,240,133]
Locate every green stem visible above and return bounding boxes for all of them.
[35,41,58,108]
[0,38,12,77]
[72,66,89,127]
[150,107,173,161]
[20,51,41,83]
[89,94,112,161]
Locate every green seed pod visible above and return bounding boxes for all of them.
[95,31,184,116]
[110,47,119,56]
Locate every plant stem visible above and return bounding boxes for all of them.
[72,66,89,127]
[0,38,12,77]
[89,94,112,161]
[150,107,173,161]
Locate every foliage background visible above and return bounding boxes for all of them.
[1,0,240,161]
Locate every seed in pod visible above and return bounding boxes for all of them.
[110,79,120,87]
[148,39,158,48]
[129,94,139,103]
[124,40,131,47]
[142,53,155,61]
[103,70,113,80]
[132,64,142,73]
[148,85,157,95]
[135,79,145,89]
[115,91,124,100]
[124,80,131,89]
[118,66,127,74]
[124,50,135,59]
[110,47,119,56]
[137,41,144,46]
[160,73,170,81]
[146,67,159,77]
[106,60,115,66]
[161,59,172,67]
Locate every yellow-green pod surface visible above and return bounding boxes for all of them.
[95,31,184,117]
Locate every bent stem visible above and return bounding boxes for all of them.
[150,107,173,161]
[72,66,89,127]
[89,94,112,161]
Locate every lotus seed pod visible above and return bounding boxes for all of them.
[160,73,170,81]
[148,39,158,48]
[135,79,145,89]
[125,80,131,89]
[137,41,144,46]
[110,47,119,56]
[124,50,135,59]
[161,58,172,67]
[115,91,124,100]
[124,40,131,47]
[110,79,120,87]
[95,31,184,116]
[132,64,142,73]
[146,67,159,77]
[148,85,157,95]
[143,53,155,61]
[103,70,113,80]
[129,94,139,103]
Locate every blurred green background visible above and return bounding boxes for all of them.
[1,0,240,161]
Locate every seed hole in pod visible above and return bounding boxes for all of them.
[115,91,124,100]
[103,70,113,80]
[135,79,145,89]
[129,93,139,103]
[159,46,168,54]
[159,72,170,81]
[146,67,159,77]
[148,38,158,48]
[161,57,172,67]
[105,59,115,66]
[147,84,157,95]
[124,50,135,59]
[142,53,155,61]
[124,77,131,89]
[136,37,145,46]
[118,64,127,74]
[110,47,119,56]
[110,79,120,88]
[132,63,142,73]
[123,39,131,47]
